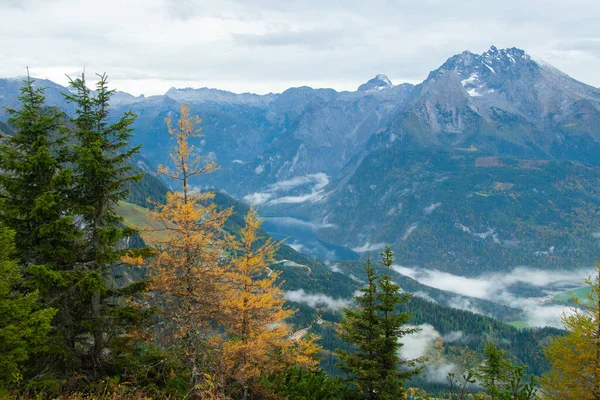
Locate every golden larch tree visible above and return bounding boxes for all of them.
[221,207,319,398]
[144,104,231,391]
[540,262,600,400]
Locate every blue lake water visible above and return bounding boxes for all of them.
[262,216,359,261]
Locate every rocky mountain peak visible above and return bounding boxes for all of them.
[432,46,536,81]
[358,74,393,92]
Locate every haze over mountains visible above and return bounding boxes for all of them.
[1,45,599,275]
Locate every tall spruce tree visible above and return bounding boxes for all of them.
[335,255,382,399]
[0,73,80,270]
[63,72,144,376]
[0,75,83,386]
[375,245,420,399]
[336,247,420,400]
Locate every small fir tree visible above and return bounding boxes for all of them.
[475,341,536,400]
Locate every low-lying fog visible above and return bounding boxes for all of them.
[393,265,597,328]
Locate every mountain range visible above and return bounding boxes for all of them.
[1,45,599,275]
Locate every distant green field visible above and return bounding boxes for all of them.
[508,321,529,329]
[553,287,593,304]
[115,201,170,243]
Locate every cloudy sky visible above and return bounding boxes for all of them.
[1,0,599,95]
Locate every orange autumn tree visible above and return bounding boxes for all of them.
[220,207,319,398]
[146,104,231,391]
[540,262,600,400]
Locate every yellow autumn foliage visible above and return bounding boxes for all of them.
[540,262,600,400]
[127,104,320,398]
[220,207,320,396]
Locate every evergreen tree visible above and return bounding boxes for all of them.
[0,74,83,387]
[474,341,536,400]
[336,247,419,399]
[540,262,600,400]
[335,255,382,399]
[63,72,145,377]
[0,73,80,273]
[375,245,421,399]
[0,225,56,390]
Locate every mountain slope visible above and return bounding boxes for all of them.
[313,148,600,273]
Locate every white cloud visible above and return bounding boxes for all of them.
[447,296,485,315]
[328,263,341,273]
[424,202,441,215]
[393,265,596,327]
[268,191,326,205]
[401,324,463,383]
[393,265,594,300]
[400,324,440,360]
[352,242,386,253]
[263,216,334,233]
[423,362,459,384]
[413,291,437,303]
[245,173,329,206]
[443,331,464,343]
[268,173,329,192]
[288,241,305,253]
[244,192,272,205]
[402,224,418,240]
[285,289,350,311]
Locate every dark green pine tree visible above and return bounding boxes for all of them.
[0,74,84,385]
[375,245,420,399]
[0,73,80,270]
[475,341,536,400]
[0,224,56,390]
[336,247,420,400]
[63,72,145,375]
[335,255,383,399]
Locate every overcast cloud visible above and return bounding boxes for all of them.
[1,0,599,95]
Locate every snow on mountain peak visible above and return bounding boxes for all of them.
[374,74,392,86]
[432,46,537,82]
[358,74,393,92]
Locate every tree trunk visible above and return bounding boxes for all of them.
[92,291,103,364]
